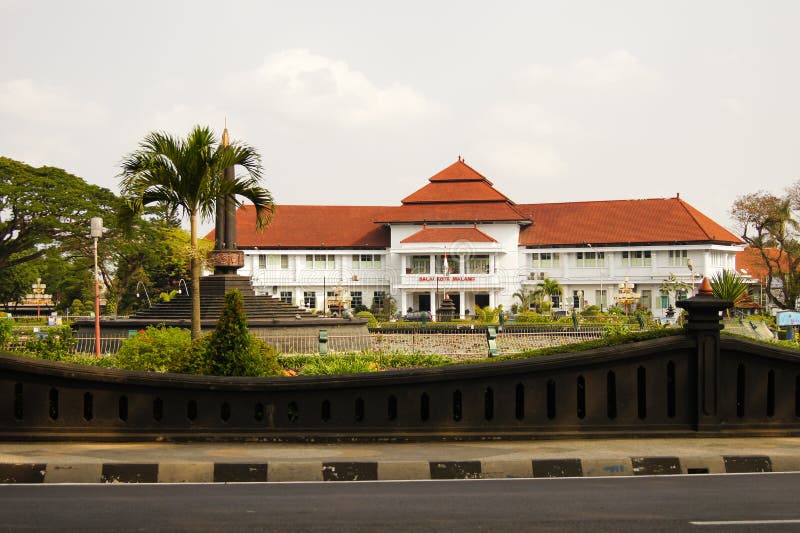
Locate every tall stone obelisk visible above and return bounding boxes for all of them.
[203,125,252,296]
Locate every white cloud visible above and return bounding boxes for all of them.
[0,78,107,126]
[224,49,439,125]
[517,50,661,88]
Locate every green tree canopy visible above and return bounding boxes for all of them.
[732,185,800,309]
[0,157,118,271]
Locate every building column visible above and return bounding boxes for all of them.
[489,291,495,309]
[430,289,437,320]
[429,254,435,274]
[459,290,466,318]
[401,291,408,315]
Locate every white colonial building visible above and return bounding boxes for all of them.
[220,159,743,319]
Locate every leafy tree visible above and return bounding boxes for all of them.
[710,270,748,317]
[119,126,273,338]
[0,157,118,271]
[0,261,39,311]
[732,186,800,309]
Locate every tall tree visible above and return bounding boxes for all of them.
[732,186,800,309]
[0,157,118,270]
[119,126,273,338]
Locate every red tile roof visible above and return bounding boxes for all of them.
[401,226,497,244]
[517,197,741,246]
[227,205,390,249]
[402,181,511,204]
[402,159,514,206]
[428,159,492,183]
[736,247,786,282]
[208,161,741,249]
[375,202,529,223]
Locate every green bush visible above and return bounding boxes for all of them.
[279,351,451,375]
[581,305,601,317]
[0,318,14,349]
[23,325,76,360]
[203,290,281,377]
[116,326,192,372]
[514,312,552,324]
[356,310,378,327]
[300,355,376,375]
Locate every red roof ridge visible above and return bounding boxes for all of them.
[675,197,741,243]
[428,159,494,185]
[400,226,498,244]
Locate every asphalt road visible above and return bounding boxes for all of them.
[2,474,800,532]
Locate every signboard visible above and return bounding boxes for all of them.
[418,276,477,282]
[776,311,800,326]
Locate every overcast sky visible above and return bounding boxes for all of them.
[2,0,799,235]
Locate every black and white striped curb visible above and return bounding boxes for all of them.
[0,455,796,483]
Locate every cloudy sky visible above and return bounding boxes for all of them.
[2,1,799,234]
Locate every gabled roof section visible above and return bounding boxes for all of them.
[428,158,492,183]
[210,205,390,249]
[401,226,497,244]
[517,197,742,246]
[401,158,515,205]
[380,159,529,223]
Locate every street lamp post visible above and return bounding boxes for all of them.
[135,281,152,307]
[90,217,103,357]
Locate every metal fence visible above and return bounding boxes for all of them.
[69,329,604,359]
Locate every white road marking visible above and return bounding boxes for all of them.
[691,519,800,526]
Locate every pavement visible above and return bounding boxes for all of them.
[1,436,800,483]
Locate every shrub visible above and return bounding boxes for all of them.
[0,318,14,349]
[300,355,376,375]
[116,326,192,372]
[356,310,378,327]
[203,290,281,377]
[23,325,76,360]
[514,312,552,324]
[581,305,601,317]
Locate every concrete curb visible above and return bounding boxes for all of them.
[0,455,786,483]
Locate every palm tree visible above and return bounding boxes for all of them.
[512,287,541,312]
[538,277,562,302]
[710,269,749,317]
[119,125,273,339]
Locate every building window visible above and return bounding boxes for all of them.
[622,250,651,267]
[668,250,688,267]
[351,291,362,308]
[303,291,316,308]
[532,252,560,269]
[306,254,335,270]
[410,255,430,274]
[353,254,382,269]
[372,291,386,311]
[595,289,607,310]
[576,251,604,267]
[435,254,460,274]
[639,289,651,311]
[279,291,293,304]
[260,254,289,269]
[466,254,490,274]
[677,289,687,301]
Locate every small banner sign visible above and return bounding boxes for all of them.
[776,311,800,326]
